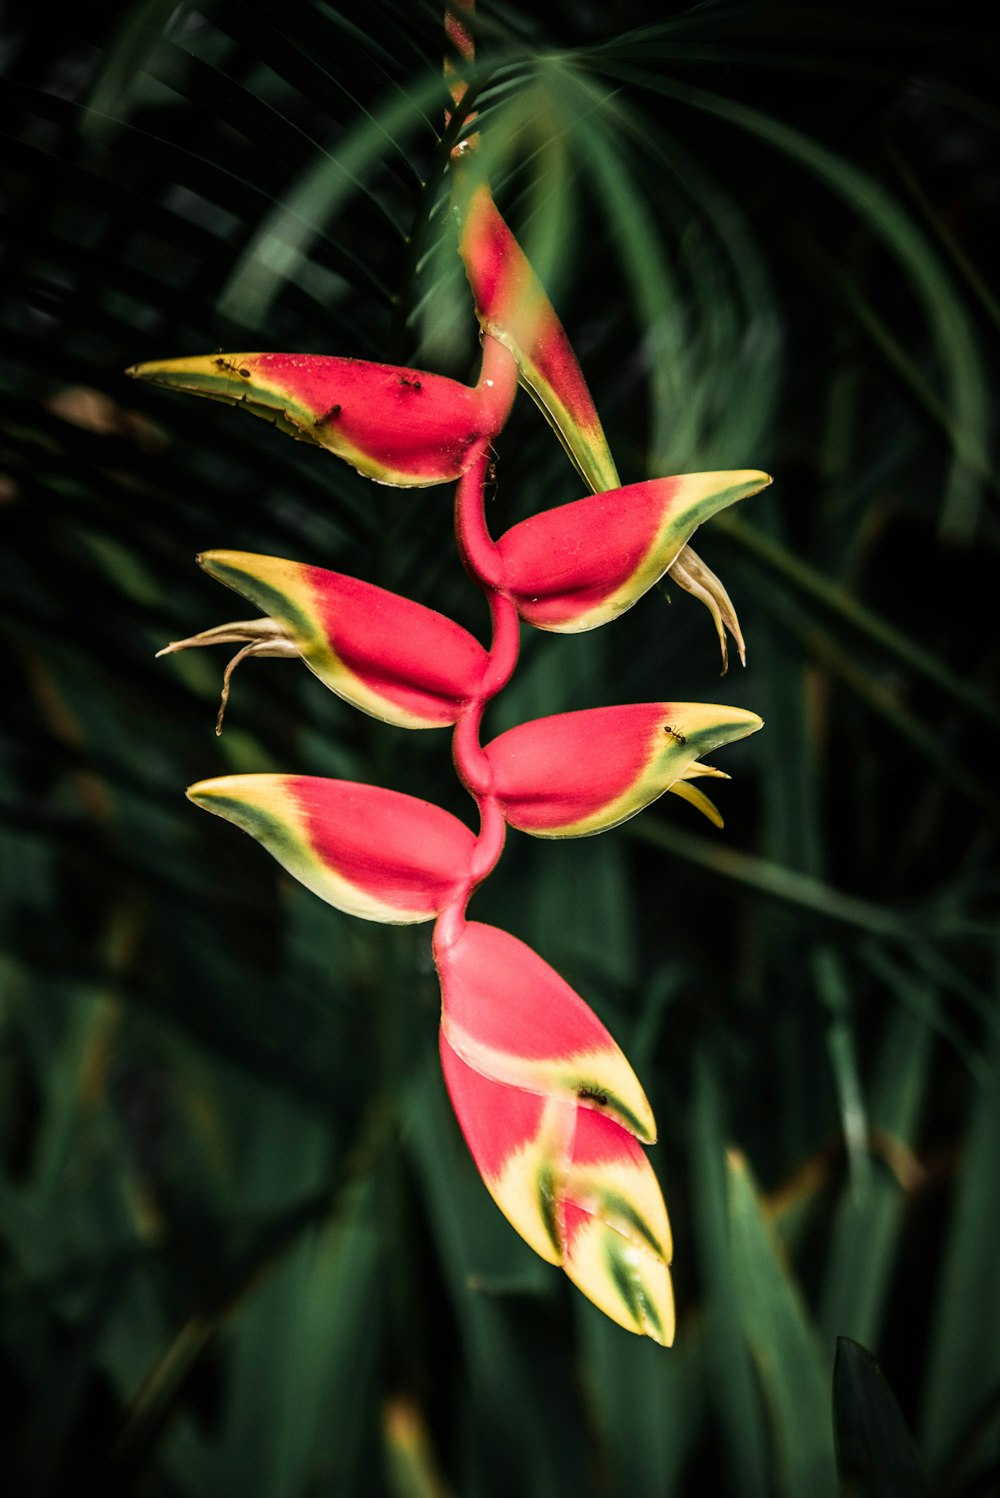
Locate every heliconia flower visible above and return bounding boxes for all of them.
[160,550,489,731]
[484,702,763,836]
[436,920,673,1342]
[497,471,771,632]
[126,352,500,487]
[186,775,475,923]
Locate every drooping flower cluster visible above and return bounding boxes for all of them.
[133,32,769,1341]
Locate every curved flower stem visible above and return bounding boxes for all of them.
[454,446,504,588]
[481,588,520,696]
[436,375,521,953]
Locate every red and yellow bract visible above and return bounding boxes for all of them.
[436,920,656,1142]
[485,702,763,836]
[496,472,771,632]
[187,775,476,924]
[127,351,515,488]
[455,172,618,494]
[196,550,488,729]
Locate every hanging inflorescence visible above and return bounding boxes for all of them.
[132,10,770,1342]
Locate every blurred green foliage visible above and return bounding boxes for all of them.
[1,1,997,1493]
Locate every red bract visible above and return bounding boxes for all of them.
[186,775,476,923]
[485,702,763,836]
[455,173,619,494]
[436,920,656,1142]
[497,471,771,631]
[127,351,506,487]
[174,550,489,729]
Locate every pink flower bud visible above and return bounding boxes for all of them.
[186,775,475,923]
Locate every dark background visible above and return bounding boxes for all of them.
[1,2,997,1493]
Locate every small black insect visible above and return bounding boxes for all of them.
[315,403,342,426]
[664,724,687,745]
[484,446,499,499]
[214,357,251,378]
[398,374,422,390]
[578,1086,609,1107]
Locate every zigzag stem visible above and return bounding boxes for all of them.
[440,17,518,952]
[435,350,520,954]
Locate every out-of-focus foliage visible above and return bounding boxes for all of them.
[1,1,997,1493]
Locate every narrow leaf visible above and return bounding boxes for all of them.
[728,1150,836,1496]
[834,1338,928,1498]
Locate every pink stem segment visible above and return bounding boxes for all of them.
[475,333,520,434]
[437,341,522,951]
[457,337,518,586]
